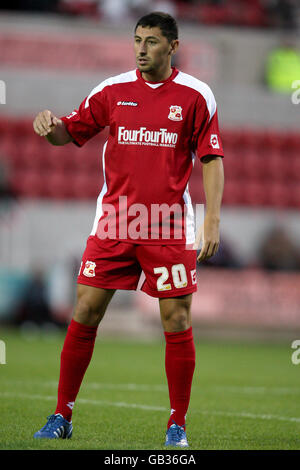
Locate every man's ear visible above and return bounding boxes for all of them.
[169,39,179,55]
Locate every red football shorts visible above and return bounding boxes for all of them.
[77,236,197,298]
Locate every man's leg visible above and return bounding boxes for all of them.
[54,284,115,421]
[159,294,196,430]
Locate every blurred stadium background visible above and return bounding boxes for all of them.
[0,0,300,342]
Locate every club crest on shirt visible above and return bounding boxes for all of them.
[83,260,96,277]
[168,105,183,121]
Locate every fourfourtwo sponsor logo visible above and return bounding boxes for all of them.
[118,126,178,148]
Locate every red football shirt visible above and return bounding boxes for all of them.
[61,67,224,244]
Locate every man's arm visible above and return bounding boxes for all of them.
[195,155,224,263]
[33,109,73,145]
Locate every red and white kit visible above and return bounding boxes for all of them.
[62,67,224,297]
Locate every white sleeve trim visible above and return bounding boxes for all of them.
[85,70,138,109]
[173,71,217,121]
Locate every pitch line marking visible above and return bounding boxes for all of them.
[0,392,166,412]
[214,386,300,395]
[3,379,300,395]
[198,409,300,424]
[1,391,300,424]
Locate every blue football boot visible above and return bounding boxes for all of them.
[34,414,73,439]
[165,422,189,447]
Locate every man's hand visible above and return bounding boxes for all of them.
[33,109,72,145]
[194,214,220,263]
[33,109,61,137]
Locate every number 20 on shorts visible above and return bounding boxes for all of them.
[154,264,188,291]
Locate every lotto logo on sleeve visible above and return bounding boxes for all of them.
[66,111,77,119]
[210,134,220,149]
[83,260,96,277]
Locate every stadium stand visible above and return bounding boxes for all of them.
[0,116,299,208]
[1,0,298,29]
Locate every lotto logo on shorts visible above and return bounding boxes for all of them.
[83,260,96,277]
[190,269,197,285]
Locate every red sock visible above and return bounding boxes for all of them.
[164,327,196,429]
[55,319,97,422]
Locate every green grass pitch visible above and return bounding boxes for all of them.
[0,327,300,450]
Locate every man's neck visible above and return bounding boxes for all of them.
[141,66,173,83]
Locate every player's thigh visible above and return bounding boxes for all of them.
[159,293,193,332]
[137,244,196,332]
[137,244,197,298]
[78,236,141,291]
[73,284,116,327]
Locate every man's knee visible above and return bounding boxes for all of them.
[73,285,115,327]
[169,311,189,332]
[159,295,192,332]
[74,296,99,323]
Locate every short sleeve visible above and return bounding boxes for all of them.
[193,90,224,161]
[61,87,109,147]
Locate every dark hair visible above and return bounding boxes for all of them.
[134,11,178,43]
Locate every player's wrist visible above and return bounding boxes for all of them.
[205,212,220,223]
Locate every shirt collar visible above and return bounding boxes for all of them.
[136,66,178,86]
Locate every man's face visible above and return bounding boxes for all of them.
[134,26,176,75]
